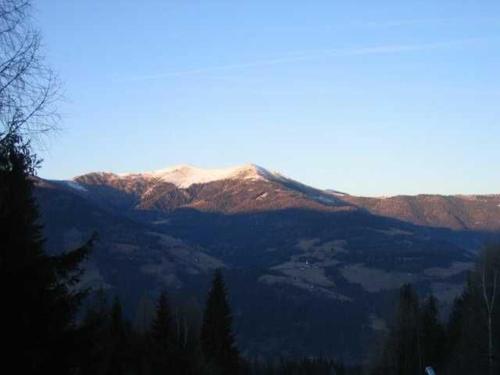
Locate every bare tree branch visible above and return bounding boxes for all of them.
[0,0,59,142]
[479,247,499,375]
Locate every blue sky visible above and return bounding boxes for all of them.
[36,1,500,196]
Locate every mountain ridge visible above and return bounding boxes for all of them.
[47,163,500,231]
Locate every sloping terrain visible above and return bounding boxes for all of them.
[35,164,500,362]
[71,164,348,213]
[72,164,500,231]
[341,194,500,231]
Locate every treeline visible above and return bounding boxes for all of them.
[77,271,239,375]
[78,285,348,375]
[370,244,500,375]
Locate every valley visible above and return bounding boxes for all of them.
[35,164,500,362]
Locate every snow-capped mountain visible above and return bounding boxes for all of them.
[62,164,347,213]
[118,164,281,188]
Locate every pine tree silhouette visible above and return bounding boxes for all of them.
[151,291,173,348]
[150,290,177,373]
[420,295,445,371]
[108,297,127,375]
[373,284,422,375]
[0,133,92,375]
[79,290,112,375]
[110,297,126,341]
[201,270,240,375]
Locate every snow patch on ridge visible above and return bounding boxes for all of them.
[60,180,88,192]
[119,164,281,188]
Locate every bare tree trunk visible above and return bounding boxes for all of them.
[481,267,497,375]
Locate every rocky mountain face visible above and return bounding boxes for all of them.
[71,164,348,213]
[35,164,500,363]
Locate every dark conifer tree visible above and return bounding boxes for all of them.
[445,293,464,359]
[108,297,128,375]
[79,290,112,375]
[201,270,240,375]
[444,293,473,375]
[0,133,92,375]
[110,297,126,341]
[151,291,173,348]
[393,284,422,375]
[372,284,422,375]
[150,290,176,373]
[420,295,445,371]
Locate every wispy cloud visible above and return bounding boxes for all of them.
[350,16,499,29]
[120,37,491,82]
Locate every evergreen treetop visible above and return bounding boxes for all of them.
[0,132,92,375]
[201,269,240,375]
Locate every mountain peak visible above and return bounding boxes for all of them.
[119,163,276,188]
